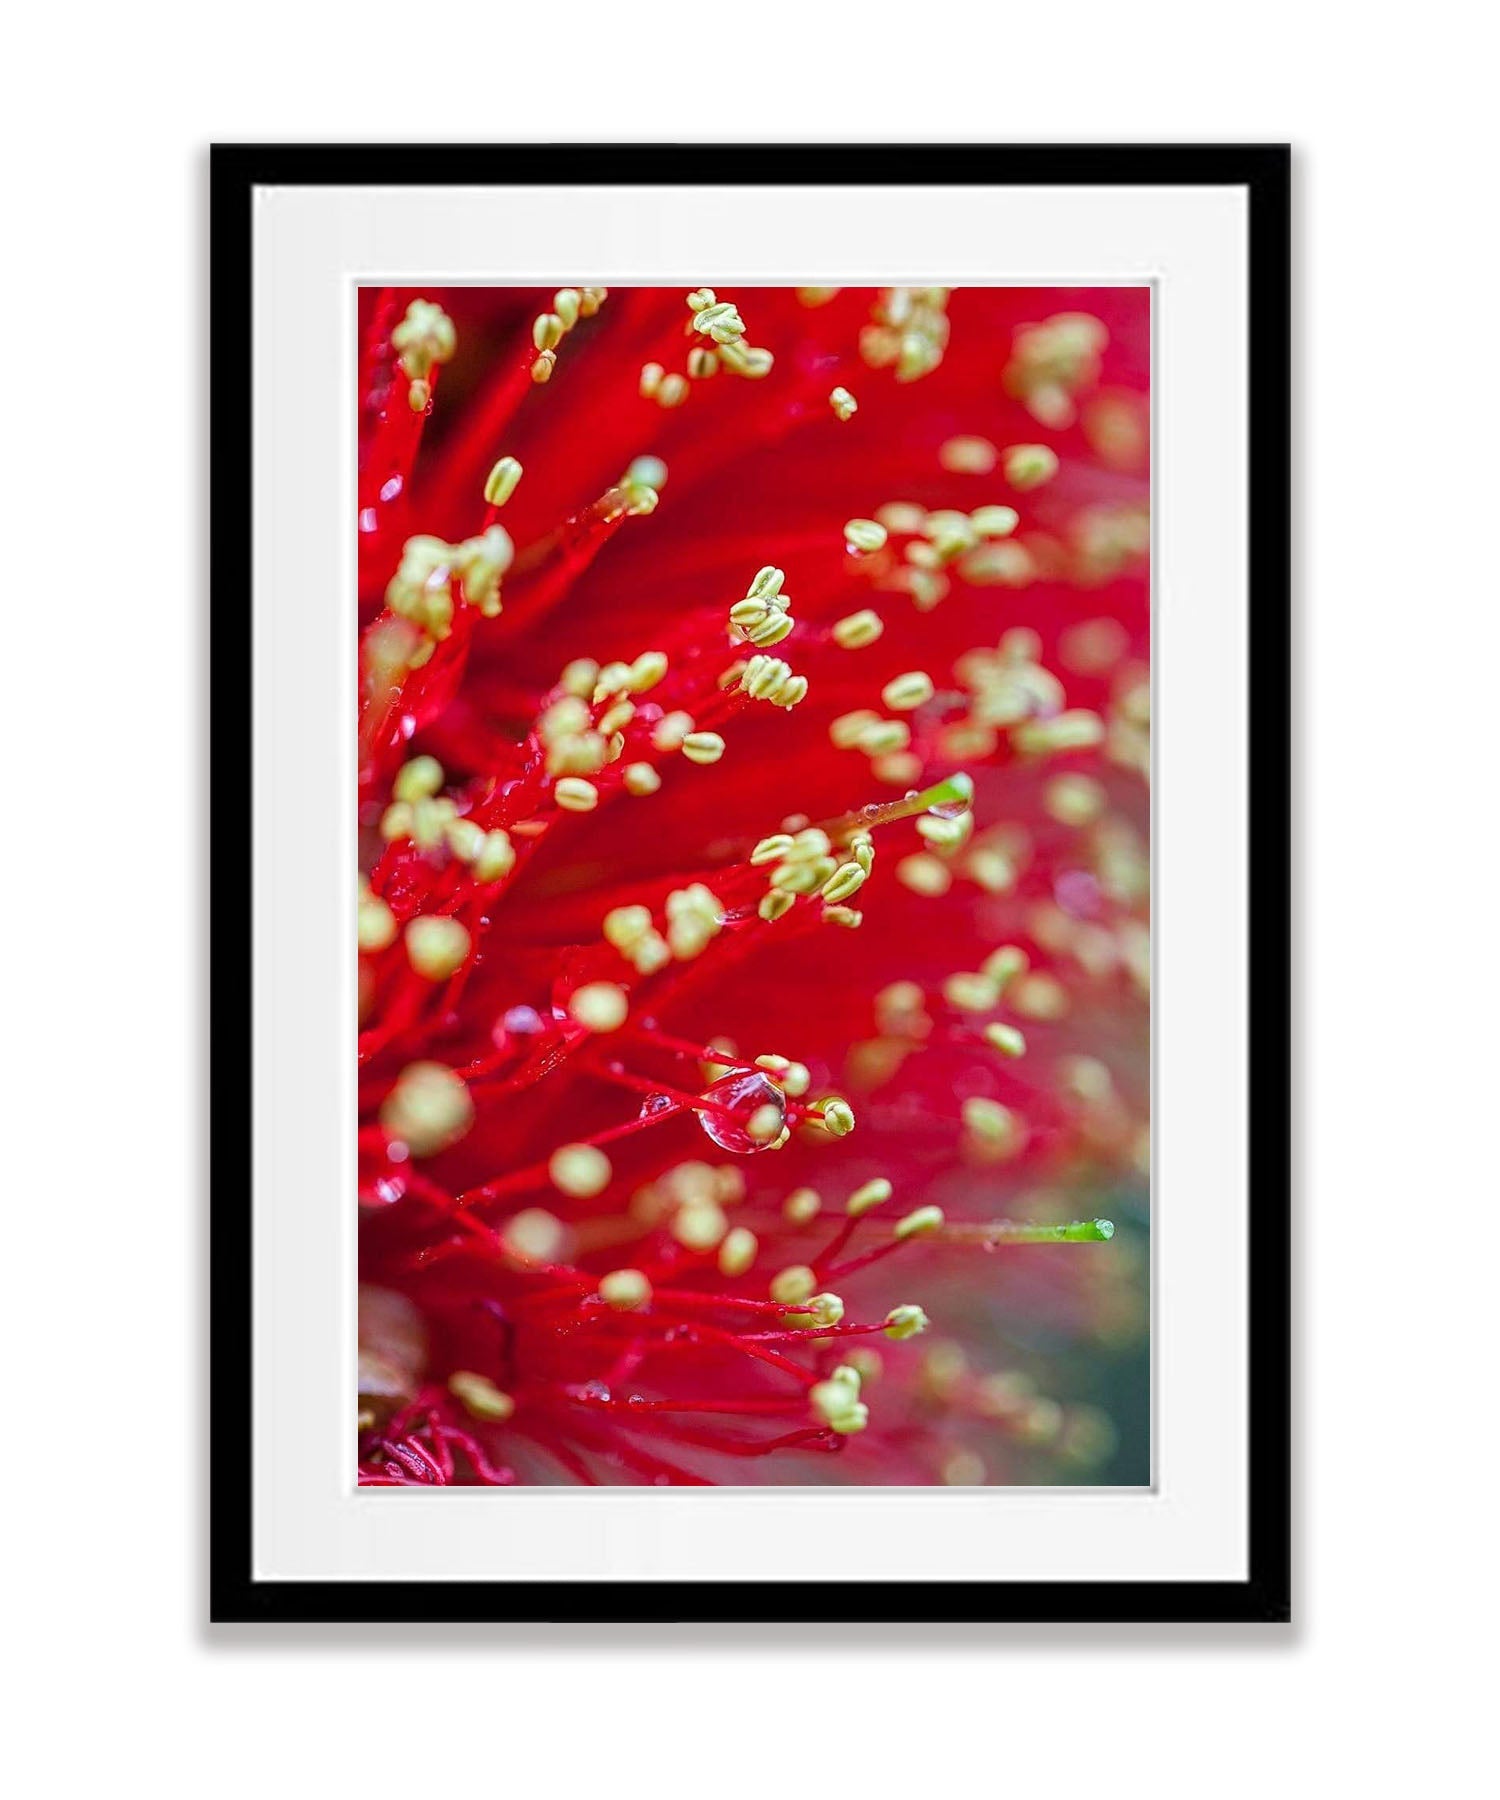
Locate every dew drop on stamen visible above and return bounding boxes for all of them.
[639,1091,676,1119]
[697,1070,787,1154]
[928,793,969,821]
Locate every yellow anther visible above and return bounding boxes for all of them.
[820,862,867,905]
[783,1186,822,1224]
[539,696,597,748]
[872,751,922,787]
[981,944,1029,987]
[961,1096,1021,1154]
[717,1226,758,1277]
[816,1097,856,1137]
[559,657,600,698]
[553,288,582,329]
[629,930,671,974]
[741,608,795,648]
[800,287,840,307]
[971,504,1020,538]
[657,372,690,408]
[673,1197,729,1252]
[568,981,629,1033]
[685,287,716,312]
[628,650,669,692]
[404,915,471,981]
[692,301,746,345]
[856,719,911,755]
[750,833,794,866]
[722,343,774,378]
[502,1207,567,1263]
[984,1022,1027,1058]
[639,362,665,399]
[915,812,972,850]
[894,1204,945,1241]
[832,609,884,649]
[602,904,653,951]
[1013,710,1106,756]
[445,818,485,864]
[748,566,787,600]
[906,568,951,610]
[895,853,953,897]
[623,454,668,492]
[809,1378,868,1434]
[805,1292,845,1328]
[844,518,888,554]
[884,1304,930,1341]
[732,1102,778,1148]
[357,891,397,953]
[549,1142,613,1198]
[829,709,880,749]
[846,1177,892,1217]
[623,762,661,796]
[939,435,997,474]
[391,299,456,383]
[942,971,1000,1013]
[741,654,790,700]
[829,386,858,421]
[1003,443,1060,489]
[579,287,609,316]
[554,777,600,812]
[1010,971,1070,1020]
[770,862,826,897]
[473,829,516,882]
[447,1371,515,1423]
[406,377,430,412]
[597,700,635,737]
[532,312,565,352]
[530,351,556,384]
[687,346,719,380]
[682,731,726,766]
[881,671,935,711]
[758,888,795,922]
[1045,773,1107,825]
[874,500,928,535]
[729,596,779,633]
[393,755,445,803]
[598,1268,652,1310]
[769,1264,817,1306]
[379,1061,472,1158]
[651,710,695,751]
[483,456,523,507]
[823,904,863,928]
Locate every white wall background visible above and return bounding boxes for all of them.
[2,6,1493,1794]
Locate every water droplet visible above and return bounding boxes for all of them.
[503,1005,543,1035]
[697,1069,786,1154]
[638,1091,676,1119]
[573,1380,611,1403]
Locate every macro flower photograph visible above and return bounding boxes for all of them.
[356,282,1151,1488]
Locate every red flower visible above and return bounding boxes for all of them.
[356,284,1150,1486]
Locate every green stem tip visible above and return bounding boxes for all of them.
[940,1218,1116,1247]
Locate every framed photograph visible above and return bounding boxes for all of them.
[212,143,1289,1623]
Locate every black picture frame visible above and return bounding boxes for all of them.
[210,142,1290,1626]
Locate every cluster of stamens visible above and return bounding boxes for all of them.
[356,283,1141,1488]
